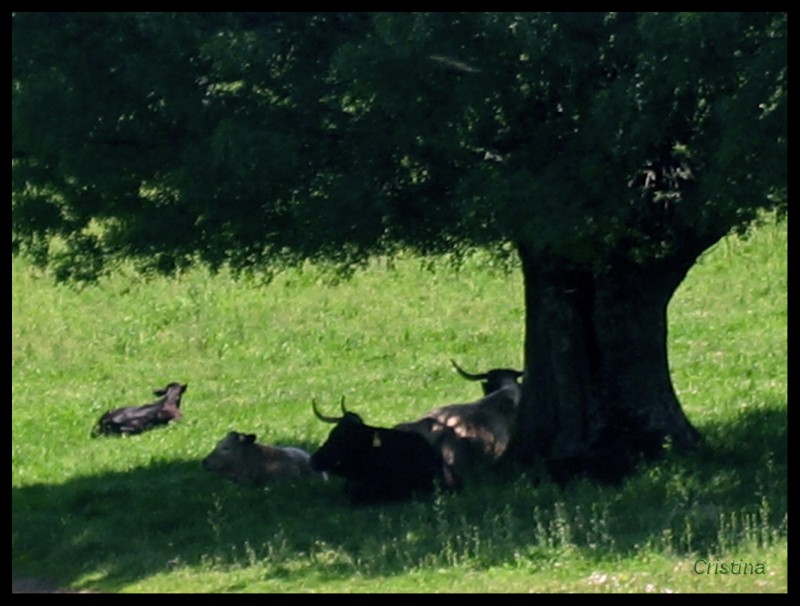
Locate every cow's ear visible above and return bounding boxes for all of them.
[180,384,188,393]
[372,432,382,448]
[153,387,166,396]
[243,434,257,444]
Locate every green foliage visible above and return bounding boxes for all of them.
[12,220,786,592]
[12,12,787,279]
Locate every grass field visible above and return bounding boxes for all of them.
[11,219,786,593]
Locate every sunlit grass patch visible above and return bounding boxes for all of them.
[12,219,786,592]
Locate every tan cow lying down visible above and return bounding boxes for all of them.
[202,431,327,486]
[394,362,524,475]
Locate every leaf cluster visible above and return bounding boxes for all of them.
[12,12,787,281]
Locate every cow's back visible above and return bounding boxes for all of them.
[425,386,519,459]
[93,403,163,435]
[251,444,319,483]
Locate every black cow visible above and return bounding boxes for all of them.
[91,382,187,437]
[310,397,457,504]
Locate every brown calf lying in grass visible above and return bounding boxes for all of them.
[92,382,187,437]
[202,431,327,486]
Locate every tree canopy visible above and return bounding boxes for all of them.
[12,12,787,281]
[12,12,788,479]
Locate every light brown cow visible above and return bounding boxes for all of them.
[396,386,520,462]
[395,361,524,471]
[202,431,327,486]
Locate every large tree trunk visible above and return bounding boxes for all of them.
[511,243,703,482]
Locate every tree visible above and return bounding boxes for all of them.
[12,12,787,480]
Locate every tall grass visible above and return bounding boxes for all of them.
[12,219,786,593]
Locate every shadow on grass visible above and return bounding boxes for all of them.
[12,407,786,592]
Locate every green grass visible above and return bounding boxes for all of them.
[12,220,787,593]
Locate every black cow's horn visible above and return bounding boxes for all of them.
[312,399,341,423]
[339,395,348,415]
[450,359,488,381]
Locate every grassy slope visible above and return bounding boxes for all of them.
[11,220,786,593]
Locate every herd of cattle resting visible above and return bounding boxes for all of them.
[91,360,524,504]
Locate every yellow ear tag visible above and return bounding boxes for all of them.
[372,432,382,448]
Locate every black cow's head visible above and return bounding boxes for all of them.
[450,360,523,395]
[310,397,378,478]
